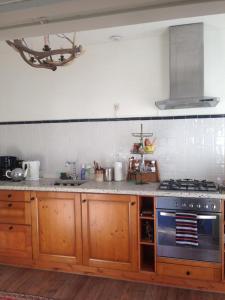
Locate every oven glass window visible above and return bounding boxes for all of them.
[157,210,220,262]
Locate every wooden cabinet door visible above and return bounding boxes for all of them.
[32,192,82,265]
[82,193,138,271]
[0,224,32,258]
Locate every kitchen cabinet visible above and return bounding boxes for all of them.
[0,201,31,225]
[0,224,32,258]
[31,192,82,265]
[81,193,138,271]
[0,190,32,260]
[0,190,30,202]
[157,258,221,281]
[0,188,224,294]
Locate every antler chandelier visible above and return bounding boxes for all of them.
[6,34,83,71]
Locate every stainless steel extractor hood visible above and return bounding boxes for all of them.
[155,23,219,110]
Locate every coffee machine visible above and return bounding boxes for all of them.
[0,156,18,180]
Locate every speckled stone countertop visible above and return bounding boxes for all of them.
[0,178,223,199]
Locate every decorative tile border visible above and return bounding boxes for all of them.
[0,114,224,125]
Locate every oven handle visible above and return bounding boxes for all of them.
[159,212,217,220]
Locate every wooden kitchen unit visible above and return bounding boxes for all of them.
[31,192,82,266]
[0,191,32,265]
[0,189,224,293]
[81,193,138,271]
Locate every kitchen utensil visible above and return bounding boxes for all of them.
[104,167,114,182]
[95,169,104,182]
[5,168,28,181]
[22,161,40,180]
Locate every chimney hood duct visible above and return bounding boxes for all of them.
[155,23,219,110]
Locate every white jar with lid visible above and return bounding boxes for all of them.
[114,161,123,181]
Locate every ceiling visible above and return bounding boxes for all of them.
[74,13,225,45]
[0,0,225,40]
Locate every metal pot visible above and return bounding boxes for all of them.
[104,167,114,182]
[6,168,28,181]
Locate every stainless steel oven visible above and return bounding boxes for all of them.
[156,197,221,263]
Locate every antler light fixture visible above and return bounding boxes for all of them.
[6,33,83,71]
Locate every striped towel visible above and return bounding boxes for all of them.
[176,212,198,246]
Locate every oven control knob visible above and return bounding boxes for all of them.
[211,204,216,210]
[189,203,194,208]
[205,204,209,209]
[196,204,201,209]
[182,203,187,207]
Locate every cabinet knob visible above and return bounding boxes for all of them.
[82,199,86,203]
[131,202,136,206]
[31,197,35,201]
[8,194,12,198]
[186,271,191,276]
[8,226,13,230]
[8,203,12,208]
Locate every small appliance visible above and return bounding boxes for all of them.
[0,156,17,180]
[22,161,40,180]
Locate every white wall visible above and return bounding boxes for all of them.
[0,118,224,182]
[0,23,225,121]
[0,22,225,181]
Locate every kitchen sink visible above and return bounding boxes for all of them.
[54,180,86,187]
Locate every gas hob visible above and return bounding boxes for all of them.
[159,179,218,192]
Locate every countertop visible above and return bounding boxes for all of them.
[0,178,223,199]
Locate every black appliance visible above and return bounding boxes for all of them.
[159,179,218,192]
[0,156,17,180]
[156,196,221,263]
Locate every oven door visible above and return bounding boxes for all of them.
[157,210,221,262]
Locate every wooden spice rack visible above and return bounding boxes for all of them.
[139,196,156,272]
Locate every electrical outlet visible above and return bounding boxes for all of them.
[113,103,120,117]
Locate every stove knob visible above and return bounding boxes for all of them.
[196,204,201,209]
[182,203,187,208]
[205,204,209,209]
[189,203,194,208]
[211,204,216,210]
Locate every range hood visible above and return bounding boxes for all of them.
[155,23,219,110]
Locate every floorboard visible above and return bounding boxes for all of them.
[0,265,223,300]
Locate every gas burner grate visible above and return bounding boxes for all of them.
[159,179,218,192]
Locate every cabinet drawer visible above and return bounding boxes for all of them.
[0,224,32,258]
[0,191,30,202]
[157,262,221,281]
[0,201,31,225]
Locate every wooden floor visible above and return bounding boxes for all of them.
[0,265,224,300]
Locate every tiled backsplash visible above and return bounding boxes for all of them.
[0,118,224,182]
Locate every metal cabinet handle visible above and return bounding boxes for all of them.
[8,226,13,230]
[131,202,136,206]
[159,212,217,220]
[8,194,12,198]
[31,197,35,201]
[7,203,12,207]
[82,199,86,203]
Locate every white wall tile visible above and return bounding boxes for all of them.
[0,118,224,182]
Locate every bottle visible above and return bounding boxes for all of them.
[85,164,91,180]
[80,164,86,180]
